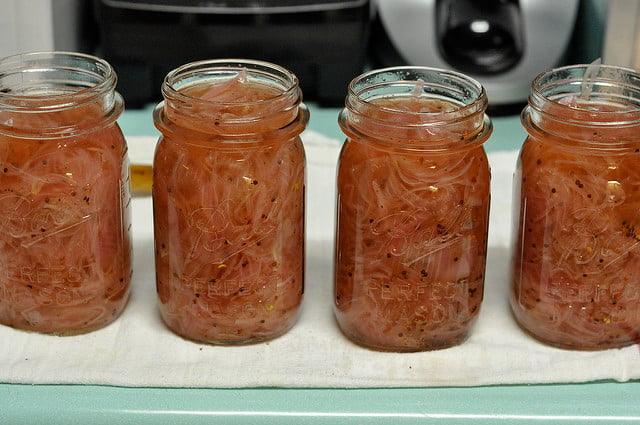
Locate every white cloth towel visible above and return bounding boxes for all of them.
[0,131,638,389]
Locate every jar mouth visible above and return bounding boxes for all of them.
[162,58,300,109]
[346,66,488,123]
[341,66,491,150]
[522,64,640,151]
[157,58,307,139]
[529,64,640,126]
[0,51,118,112]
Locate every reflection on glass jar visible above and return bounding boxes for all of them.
[334,67,492,352]
[511,64,640,350]
[0,51,132,335]
[153,59,308,345]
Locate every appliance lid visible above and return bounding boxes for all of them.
[99,0,368,13]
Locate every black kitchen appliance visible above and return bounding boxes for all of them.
[94,0,371,107]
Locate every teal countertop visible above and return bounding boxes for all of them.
[3,382,640,424]
[1,104,639,425]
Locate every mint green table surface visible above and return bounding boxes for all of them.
[1,104,639,425]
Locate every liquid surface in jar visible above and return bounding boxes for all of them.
[190,71,279,103]
[511,134,640,349]
[167,71,297,138]
[335,96,490,351]
[153,77,305,344]
[0,104,132,335]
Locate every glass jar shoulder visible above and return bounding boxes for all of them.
[338,136,490,187]
[519,136,640,187]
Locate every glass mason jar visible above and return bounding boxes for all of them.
[0,52,132,335]
[511,64,640,350]
[334,67,492,352]
[153,59,308,344]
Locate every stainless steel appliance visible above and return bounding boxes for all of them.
[370,0,580,109]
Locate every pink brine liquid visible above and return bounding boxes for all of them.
[153,67,306,344]
[335,95,490,351]
[0,102,132,334]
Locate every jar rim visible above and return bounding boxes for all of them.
[522,64,640,151]
[161,58,300,107]
[346,65,488,124]
[0,51,118,111]
[155,58,308,141]
[340,66,492,151]
[529,63,640,122]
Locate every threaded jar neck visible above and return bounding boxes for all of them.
[339,66,492,152]
[523,64,640,152]
[155,59,308,142]
[0,51,122,139]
